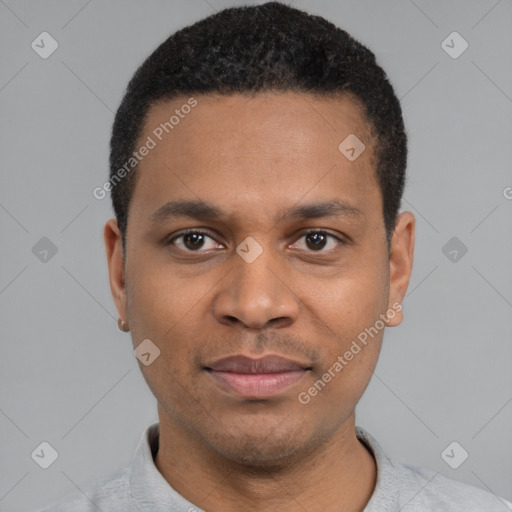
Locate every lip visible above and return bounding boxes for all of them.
[204,354,311,399]
[206,354,310,373]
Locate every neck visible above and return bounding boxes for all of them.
[154,408,377,512]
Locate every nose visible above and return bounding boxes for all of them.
[212,247,300,330]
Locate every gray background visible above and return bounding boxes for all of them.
[0,0,511,510]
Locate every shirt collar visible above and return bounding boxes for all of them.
[356,426,400,511]
[129,422,399,511]
[129,422,202,511]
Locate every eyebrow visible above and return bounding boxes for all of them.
[150,199,365,225]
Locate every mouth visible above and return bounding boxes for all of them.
[204,354,312,399]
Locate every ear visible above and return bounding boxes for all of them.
[104,218,128,324]
[386,211,415,327]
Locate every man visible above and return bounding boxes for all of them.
[43,2,511,511]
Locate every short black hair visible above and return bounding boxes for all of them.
[109,1,407,250]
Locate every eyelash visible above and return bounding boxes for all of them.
[167,228,346,253]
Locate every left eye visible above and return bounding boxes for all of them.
[291,231,342,252]
[170,231,222,251]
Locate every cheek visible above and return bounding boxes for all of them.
[126,254,207,337]
[125,264,204,410]
[298,253,388,387]
[125,258,214,380]
[303,255,389,337]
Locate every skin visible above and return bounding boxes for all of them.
[105,92,415,512]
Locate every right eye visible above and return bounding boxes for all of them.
[167,230,224,252]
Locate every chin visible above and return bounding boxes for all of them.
[203,416,322,470]
[216,436,302,468]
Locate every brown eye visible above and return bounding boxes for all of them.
[183,232,206,250]
[290,230,344,253]
[305,232,328,250]
[169,230,223,252]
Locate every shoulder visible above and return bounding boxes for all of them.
[40,467,133,512]
[394,461,512,511]
[356,427,511,512]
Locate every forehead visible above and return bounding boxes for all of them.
[129,92,380,227]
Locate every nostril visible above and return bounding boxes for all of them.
[268,316,293,329]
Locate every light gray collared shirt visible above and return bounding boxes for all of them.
[41,422,512,511]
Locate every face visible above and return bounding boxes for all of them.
[105,92,414,466]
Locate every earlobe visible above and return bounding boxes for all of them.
[386,211,415,327]
[104,218,128,326]
[117,318,130,332]
[384,301,403,327]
